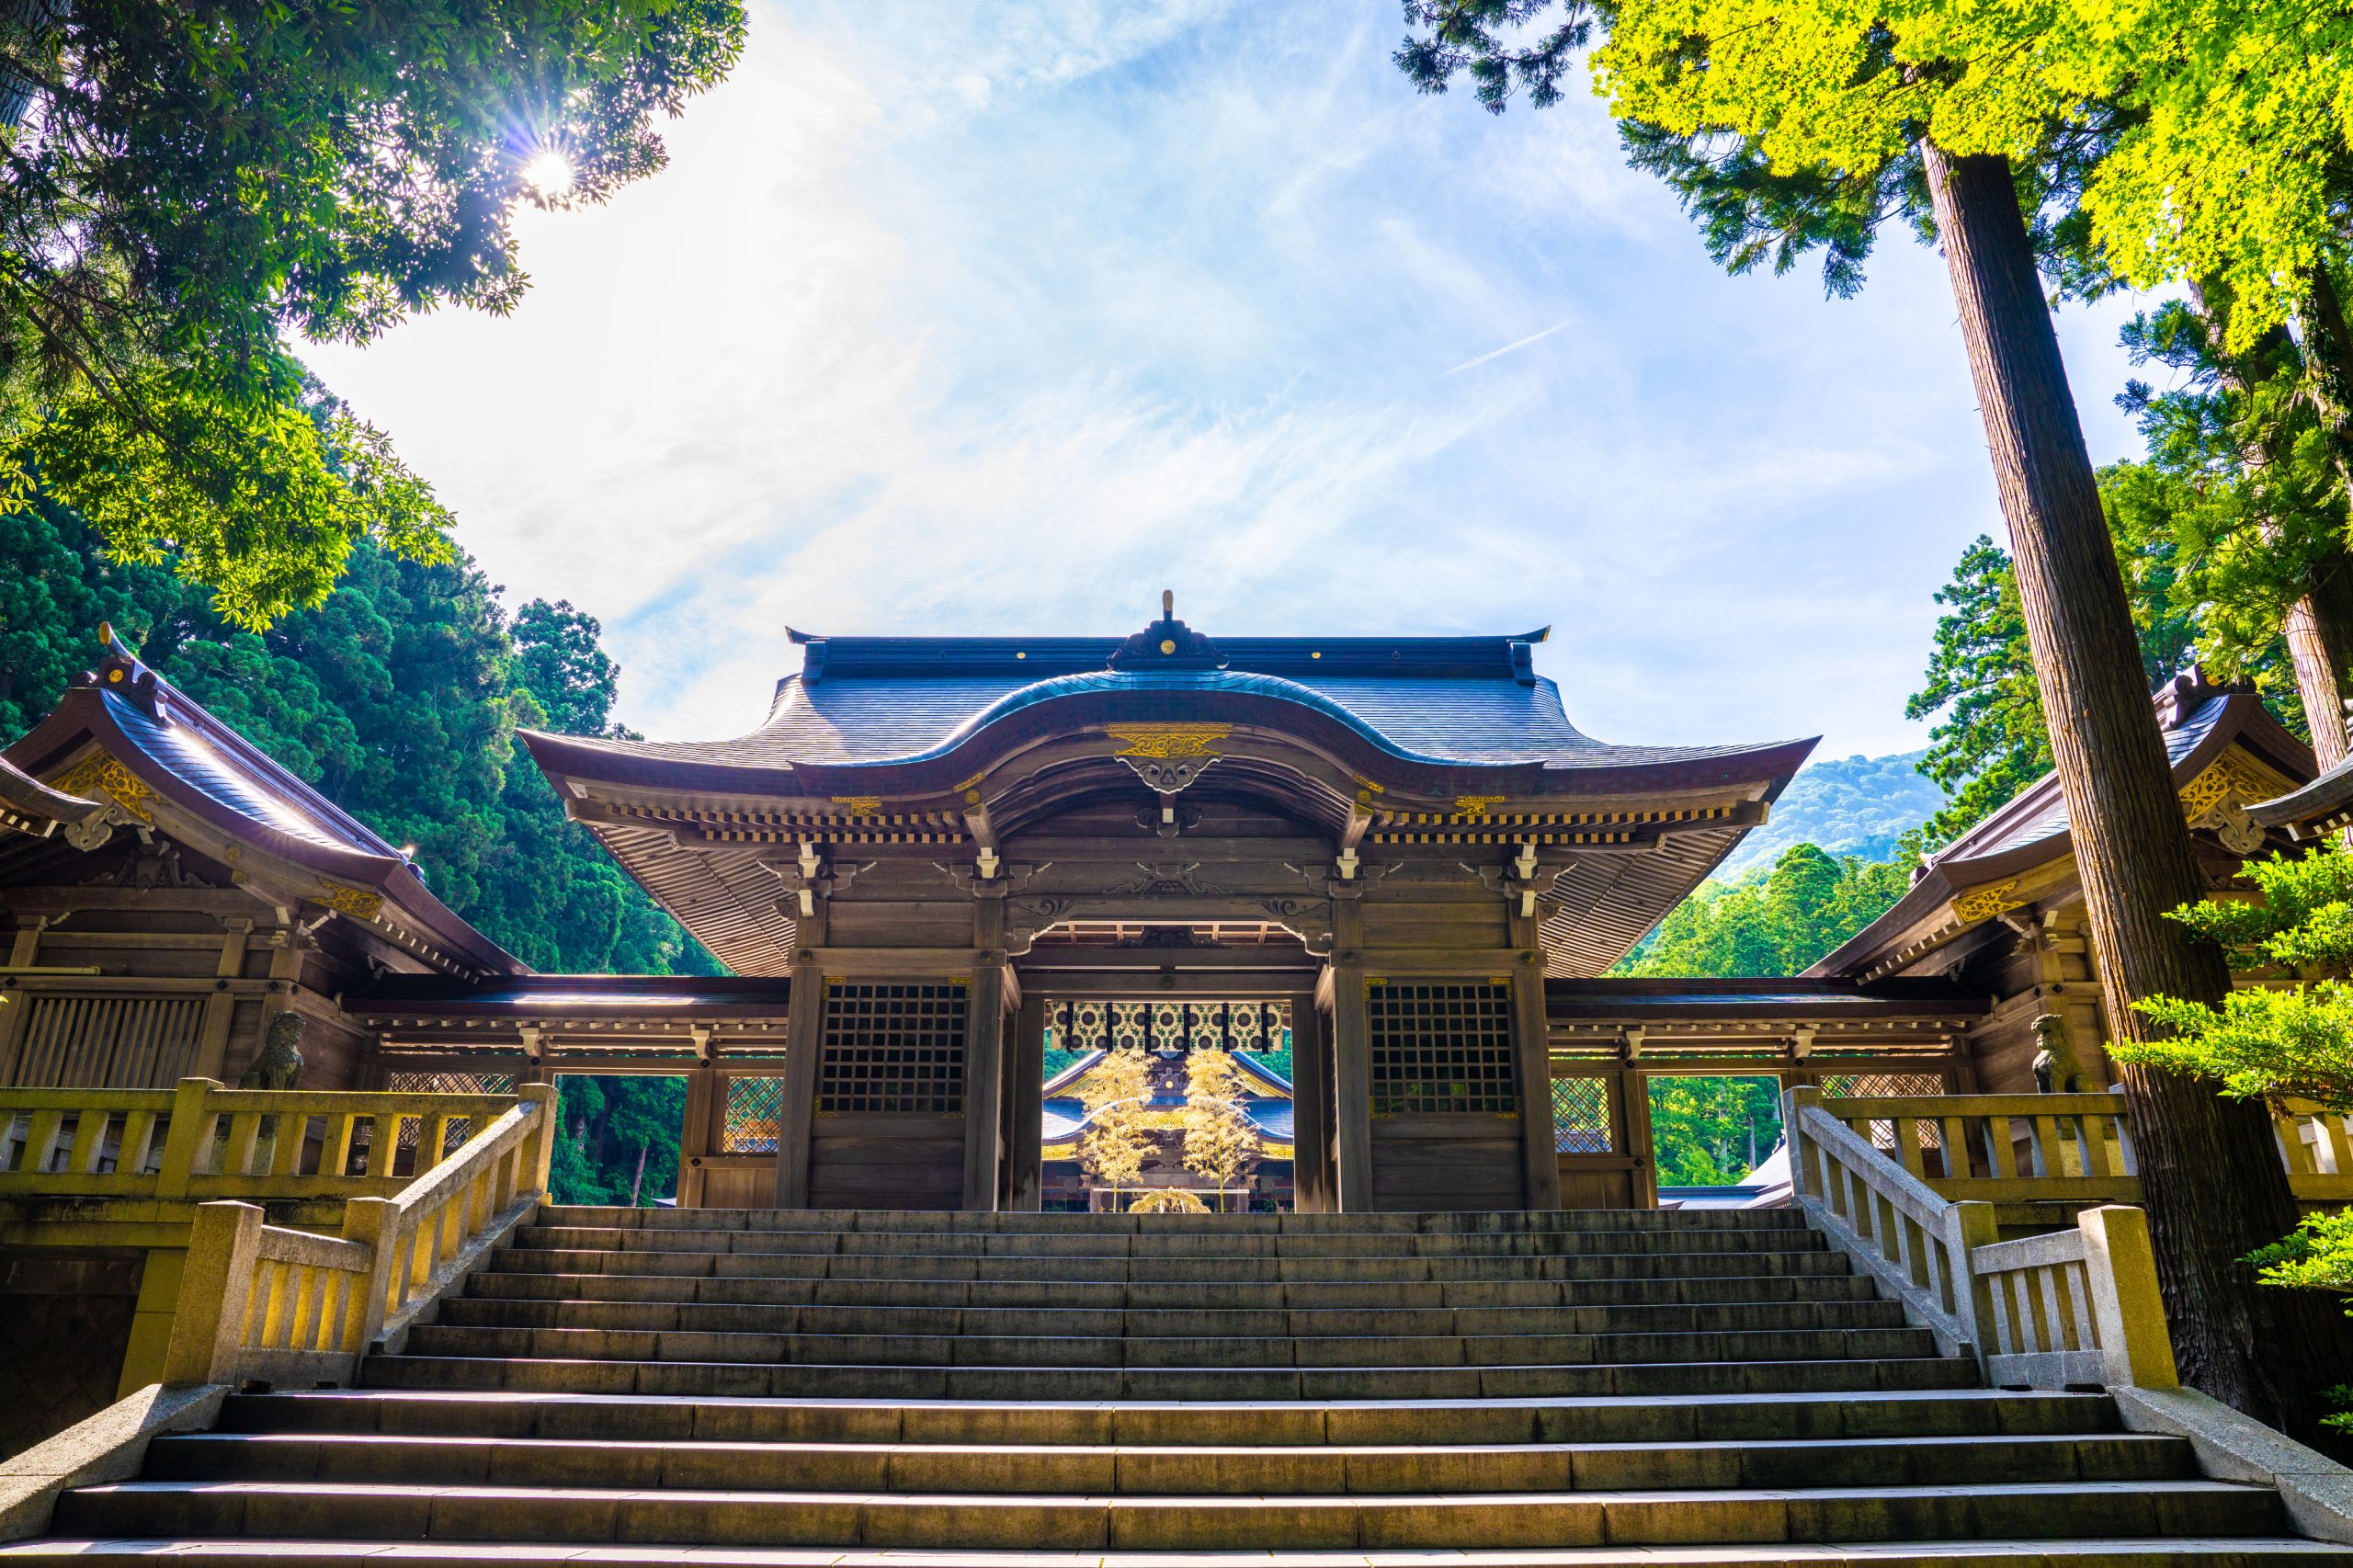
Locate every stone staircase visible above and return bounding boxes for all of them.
[8,1205,2347,1564]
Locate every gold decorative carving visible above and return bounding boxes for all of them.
[1106,723,1231,759]
[829,796,883,816]
[2177,752,2290,854]
[1952,880,2025,923]
[50,750,156,824]
[1452,795,1507,819]
[313,880,385,919]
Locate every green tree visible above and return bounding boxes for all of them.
[1398,0,2346,1427]
[0,2,745,623]
[1620,845,1908,979]
[1646,1075,1783,1187]
[0,497,718,978]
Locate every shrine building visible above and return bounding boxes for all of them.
[0,604,2320,1212]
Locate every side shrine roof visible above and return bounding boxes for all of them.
[3,628,523,979]
[523,619,1816,796]
[1808,676,2312,983]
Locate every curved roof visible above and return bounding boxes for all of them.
[523,618,1814,801]
[4,629,522,978]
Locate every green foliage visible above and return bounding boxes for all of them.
[2121,848,2353,1352]
[1646,1075,1782,1187]
[0,494,718,977]
[0,0,744,621]
[1619,844,1908,979]
[551,1074,688,1207]
[2122,847,2353,1108]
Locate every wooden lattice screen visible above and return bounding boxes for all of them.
[7,994,207,1087]
[1367,981,1518,1116]
[816,982,967,1116]
[722,1076,786,1153]
[1550,1076,1614,1153]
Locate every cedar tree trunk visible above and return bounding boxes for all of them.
[1923,142,2351,1433]
[629,1139,650,1208]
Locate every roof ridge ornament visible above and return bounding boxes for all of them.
[1108,589,1226,672]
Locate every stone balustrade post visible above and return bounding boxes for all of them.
[518,1083,557,1199]
[160,1199,260,1385]
[2077,1203,2178,1390]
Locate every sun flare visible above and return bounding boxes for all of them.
[521,149,574,197]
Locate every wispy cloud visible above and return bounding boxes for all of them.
[302,0,2163,762]
[1447,317,1578,376]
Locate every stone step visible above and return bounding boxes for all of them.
[217,1387,2123,1447]
[49,1477,2286,1550]
[358,1351,1984,1401]
[397,1321,1939,1369]
[458,1267,1881,1309]
[142,1429,2199,1493]
[509,1224,1826,1257]
[487,1244,1854,1282]
[10,1540,2352,1566]
[429,1295,1912,1339]
[540,1206,1815,1235]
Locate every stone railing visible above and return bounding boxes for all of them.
[1810,1088,2353,1206]
[157,1083,554,1388]
[0,1078,521,1199]
[1785,1085,2177,1389]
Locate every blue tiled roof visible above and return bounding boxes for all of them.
[551,632,1782,773]
[1936,691,2234,865]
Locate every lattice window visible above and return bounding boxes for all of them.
[1551,1077,1614,1153]
[1822,1073,1948,1098]
[816,982,967,1115]
[1368,982,1518,1116]
[722,1076,786,1153]
[9,994,206,1087]
[383,1070,515,1153]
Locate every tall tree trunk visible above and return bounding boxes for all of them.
[629,1139,650,1207]
[2284,579,2353,771]
[2290,265,2353,769]
[1923,142,2351,1434]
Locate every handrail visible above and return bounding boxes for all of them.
[1807,1091,2140,1204]
[158,1083,555,1388]
[1787,1085,2179,1390]
[0,1078,517,1201]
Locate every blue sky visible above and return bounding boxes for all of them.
[303,1,2157,763]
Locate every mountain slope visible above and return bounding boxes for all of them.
[1719,749,1941,880]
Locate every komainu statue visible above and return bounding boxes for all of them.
[238,1011,306,1091]
[2029,1012,2085,1094]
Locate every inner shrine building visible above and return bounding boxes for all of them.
[5,598,2319,1212]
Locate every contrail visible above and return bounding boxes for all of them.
[1446,316,1576,376]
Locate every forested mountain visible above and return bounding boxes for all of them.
[1,498,717,979]
[1716,750,1942,879]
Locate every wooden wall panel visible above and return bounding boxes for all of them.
[1361,902,1509,949]
[807,1117,964,1210]
[1369,1119,1522,1211]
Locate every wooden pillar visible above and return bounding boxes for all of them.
[962,898,1007,1210]
[1506,912,1562,1212]
[773,949,825,1210]
[1009,992,1045,1211]
[1329,902,1375,1211]
[1288,990,1329,1213]
[677,1062,718,1209]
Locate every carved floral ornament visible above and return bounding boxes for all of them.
[313,880,387,920]
[1951,880,2025,924]
[50,749,156,826]
[1107,722,1231,796]
[2176,753,2287,856]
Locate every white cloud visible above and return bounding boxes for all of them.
[302,0,2169,766]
